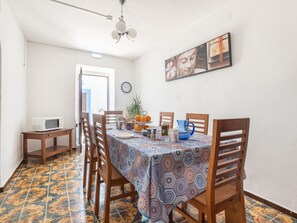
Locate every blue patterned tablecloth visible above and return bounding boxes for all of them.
[107,129,212,223]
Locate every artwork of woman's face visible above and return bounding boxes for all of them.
[176,48,197,77]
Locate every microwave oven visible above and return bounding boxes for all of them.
[32,117,63,131]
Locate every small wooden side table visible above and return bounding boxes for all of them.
[22,128,73,164]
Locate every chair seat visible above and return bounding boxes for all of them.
[189,184,239,213]
[99,164,130,186]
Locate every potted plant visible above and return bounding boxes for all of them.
[127,95,144,118]
[124,95,144,130]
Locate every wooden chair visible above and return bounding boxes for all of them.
[159,112,174,129]
[104,110,123,124]
[93,114,137,222]
[81,112,97,200]
[174,118,250,223]
[186,113,209,135]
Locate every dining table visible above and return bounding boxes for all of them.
[106,127,212,223]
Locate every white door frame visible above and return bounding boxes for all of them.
[75,64,115,147]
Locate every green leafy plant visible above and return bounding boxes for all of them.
[127,95,144,120]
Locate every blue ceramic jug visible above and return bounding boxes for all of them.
[177,120,195,140]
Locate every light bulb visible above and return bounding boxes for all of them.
[116,20,126,33]
[127,28,137,39]
[111,30,120,41]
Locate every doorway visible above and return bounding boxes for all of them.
[81,74,109,123]
[75,64,115,148]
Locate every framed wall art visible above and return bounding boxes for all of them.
[165,33,232,81]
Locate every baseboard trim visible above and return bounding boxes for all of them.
[0,161,23,193]
[244,191,297,219]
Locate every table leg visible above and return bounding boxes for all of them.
[23,136,28,164]
[69,129,72,155]
[41,137,46,164]
[53,137,57,147]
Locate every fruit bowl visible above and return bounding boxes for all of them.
[134,121,152,132]
[133,115,152,131]
[134,121,153,125]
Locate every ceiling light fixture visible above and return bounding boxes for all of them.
[49,0,113,21]
[111,0,137,43]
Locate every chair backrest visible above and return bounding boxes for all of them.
[207,118,250,203]
[186,113,209,135]
[159,112,174,129]
[81,112,95,159]
[104,110,123,124]
[93,114,111,181]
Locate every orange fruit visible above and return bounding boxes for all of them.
[144,125,150,130]
[145,115,151,122]
[134,124,142,131]
[140,116,146,122]
[134,115,141,122]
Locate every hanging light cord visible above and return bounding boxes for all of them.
[49,0,113,20]
[120,0,124,21]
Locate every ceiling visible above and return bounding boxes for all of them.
[8,0,232,60]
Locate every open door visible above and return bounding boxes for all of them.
[78,67,83,152]
[76,65,113,152]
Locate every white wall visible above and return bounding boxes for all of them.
[0,0,27,187]
[134,0,297,212]
[27,42,135,149]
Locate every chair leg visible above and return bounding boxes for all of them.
[225,197,246,223]
[130,183,135,203]
[206,209,216,223]
[83,156,87,188]
[94,172,101,216]
[87,160,93,200]
[103,184,111,223]
[199,211,206,223]
[169,211,173,223]
[238,197,247,223]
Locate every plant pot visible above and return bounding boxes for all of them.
[125,122,134,130]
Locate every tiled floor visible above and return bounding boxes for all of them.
[0,151,296,223]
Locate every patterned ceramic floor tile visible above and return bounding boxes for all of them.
[19,168,37,178]
[0,205,23,222]
[272,212,297,223]
[19,203,46,223]
[71,209,99,223]
[2,189,28,207]
[31,174,51,187]
[0,191,8,204]
[12,177,32,190]
[246,207,274,223]
[49,180,68,196]
[26,186,48,203]
[118,208,143,223]
[21,201,47,216]
[245,195,258,208]
[50,170,66,182]
[98,211,124,223]
[52,163,66,171]
[35,166,51,176]
[0,151,296,223]
[47,203,70,220]
[45,214,71,223]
